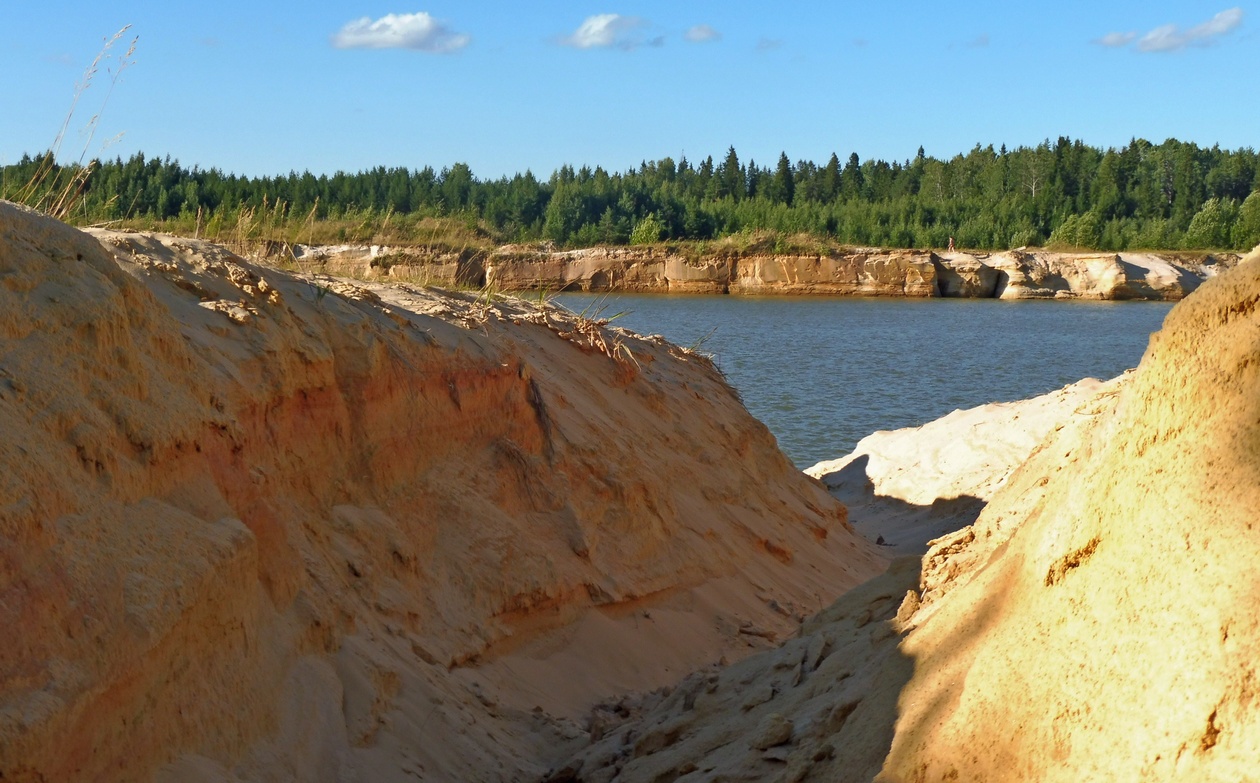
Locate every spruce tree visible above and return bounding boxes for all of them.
[821,153,841,202]
[717,146,744,201]
[770,152,795,205]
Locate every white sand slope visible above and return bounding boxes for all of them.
[806,376,1128,553]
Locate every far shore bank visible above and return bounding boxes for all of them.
[248,241,1241,301]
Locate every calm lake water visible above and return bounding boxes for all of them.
[553,294,1173,468]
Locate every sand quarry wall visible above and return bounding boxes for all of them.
[282,243,1239,300]
[0,202,886,782]
[879,244,1260,782]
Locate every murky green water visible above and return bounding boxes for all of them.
[554,294,1173,468]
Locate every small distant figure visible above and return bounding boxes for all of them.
[947,236,955,252]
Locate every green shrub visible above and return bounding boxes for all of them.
[1233,192,1260,250]
[630,213,665,245]
[1184,198,1239,249]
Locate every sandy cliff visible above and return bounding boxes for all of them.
[0,202,886,782]
[556,248,1260,781]
[282,242,1237,300]
[971,249,1226,300]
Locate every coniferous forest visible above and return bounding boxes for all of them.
[4,136,1259,252]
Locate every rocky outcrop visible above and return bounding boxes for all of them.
[284,242,488,288]
[931,253,1000,297]
[486,246,732,294]
[729,251,937,296]
[933,250,1233,300]
[554,248,1260,781]
[982,249,1226,300]
[0,203,886,782]
[271,242,1238,300]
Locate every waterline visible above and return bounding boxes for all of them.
[555,294,1172,467]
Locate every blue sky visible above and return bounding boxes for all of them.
[2,2,1255,179]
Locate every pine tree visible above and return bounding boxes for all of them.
[841,153,864,200]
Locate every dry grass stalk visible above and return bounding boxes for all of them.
[16,26,137,220]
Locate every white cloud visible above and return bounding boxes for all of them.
[332,12,469,52]
[1098,7,1243,53]
[561,14,648,49]
[1136,24,1184,51]
[1139,7,1243,51]
[1096,31,1136,47]
[684,24,720,43]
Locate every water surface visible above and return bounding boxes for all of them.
[554,294,1172,467]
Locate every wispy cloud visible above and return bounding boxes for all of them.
[1139,8,1243,51]
[684,24,720,43]
[1097,7,1243,52]
[332,12,469,52]
[966,33,990,48]
[756,37,783,52]
[1096,31,1136,47]
[561,14,651,49]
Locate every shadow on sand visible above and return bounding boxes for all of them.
[818,453,985,556]
[538,455,999,781]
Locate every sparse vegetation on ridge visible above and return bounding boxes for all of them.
[5,26,136,221]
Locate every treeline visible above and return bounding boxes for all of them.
[4,137,1260,251]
